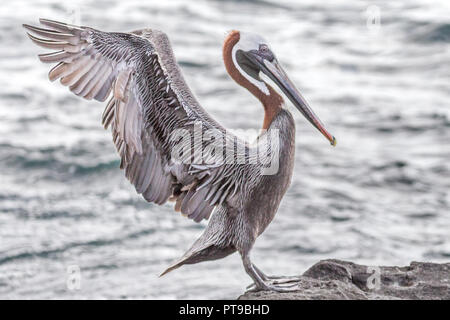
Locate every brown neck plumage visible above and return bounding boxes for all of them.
[223,30,283,130]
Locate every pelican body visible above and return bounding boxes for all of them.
[24,19,335,291]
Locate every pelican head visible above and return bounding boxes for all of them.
[226,31,336,146]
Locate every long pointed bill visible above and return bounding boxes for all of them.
[258,58,336,146]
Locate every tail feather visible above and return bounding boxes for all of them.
[159,243,236,277]
[159,256,189,277]
[159,243,211,277]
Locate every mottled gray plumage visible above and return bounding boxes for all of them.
[24,19,301,291]
[164,109,296,273]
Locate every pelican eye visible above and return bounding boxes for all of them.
[258,45,274,62]
[259,44,269,53]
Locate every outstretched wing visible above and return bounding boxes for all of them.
[24,19,263,222]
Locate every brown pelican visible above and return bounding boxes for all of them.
[23,19,336,291]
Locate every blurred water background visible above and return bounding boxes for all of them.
[0,0,449,299]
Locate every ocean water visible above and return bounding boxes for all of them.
[0,0,449,299]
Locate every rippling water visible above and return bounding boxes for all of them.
[0,0,449,299]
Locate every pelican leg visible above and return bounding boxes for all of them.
[252,264,269,280]
[241,254,300,292]
[253,264,302,283]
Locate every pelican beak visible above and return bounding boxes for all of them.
[247,52,336,146]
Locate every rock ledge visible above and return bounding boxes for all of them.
[238,259,450,300]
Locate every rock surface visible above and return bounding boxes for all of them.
[238,259,450,300]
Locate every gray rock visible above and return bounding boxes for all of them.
[238,259,450,300]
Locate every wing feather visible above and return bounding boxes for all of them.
[25,18,262,223]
